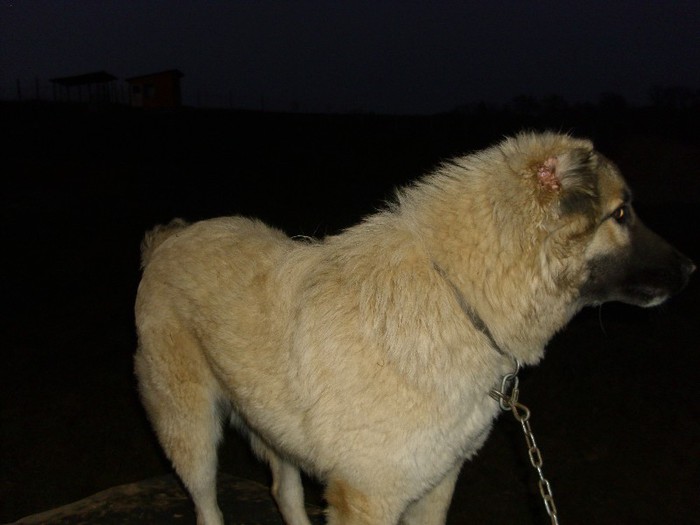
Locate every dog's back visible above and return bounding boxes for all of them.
[139,218,189,269]
[136,217,299,361]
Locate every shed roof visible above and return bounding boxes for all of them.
[125,69,184,83]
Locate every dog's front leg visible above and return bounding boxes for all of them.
[325,478,404,525]
[399,463,462,525]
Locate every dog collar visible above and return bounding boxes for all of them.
[433,262,511,360]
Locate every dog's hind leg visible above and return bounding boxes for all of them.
[135,332,225,525]
[250,435,312,525]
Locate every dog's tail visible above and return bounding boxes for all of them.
[140,218,189,269]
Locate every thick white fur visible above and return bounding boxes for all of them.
[135,132,616,524]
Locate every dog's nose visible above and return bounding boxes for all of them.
[667,251,696,296]
[682,256,696,277]
[677,253,696,292]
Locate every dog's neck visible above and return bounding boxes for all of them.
[433,261,532,367]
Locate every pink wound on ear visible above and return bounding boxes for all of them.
[537,157,561,192]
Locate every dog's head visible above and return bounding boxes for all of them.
[577,172,695,308]
[521,134,695,308]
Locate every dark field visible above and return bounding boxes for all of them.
[2,102,699,524]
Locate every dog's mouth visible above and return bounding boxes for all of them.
[631,257,695,306]
[583,286,669,308]
[620,285,670,308]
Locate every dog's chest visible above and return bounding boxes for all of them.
[447,391,501,457]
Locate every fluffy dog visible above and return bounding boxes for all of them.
[135,132,693,524]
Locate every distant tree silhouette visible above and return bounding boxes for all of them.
[598,92,628,112]
[510,95,540,117]
[649,85,699,110]
[540,94,568,113]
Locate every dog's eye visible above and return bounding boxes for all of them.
[611,205,629,224]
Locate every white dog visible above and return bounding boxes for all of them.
[135,132,693,524]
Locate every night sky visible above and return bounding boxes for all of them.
[2,1,699,114]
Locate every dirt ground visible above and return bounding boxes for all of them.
[2,103,699,524]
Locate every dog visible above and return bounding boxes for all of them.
[134,132,693,525]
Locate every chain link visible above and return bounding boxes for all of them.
[491,364,560,525]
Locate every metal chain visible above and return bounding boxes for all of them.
[491,363,560,525]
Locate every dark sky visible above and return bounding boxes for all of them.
[2,1,699,114]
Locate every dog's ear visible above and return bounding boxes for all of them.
[536,157,561,193]
[535,148,598,215]
[536,149,596,191]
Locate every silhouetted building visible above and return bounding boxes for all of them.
[50,71,118,103]
[125,70,183,109]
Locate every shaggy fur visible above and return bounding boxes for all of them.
[134,132,693,525]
